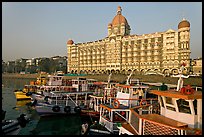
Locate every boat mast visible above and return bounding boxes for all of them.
[104,73,112,103]
[172,62,189,91]
[126,70,134,85]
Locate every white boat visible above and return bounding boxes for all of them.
[116,63,202,135]
[30,77,98,116]
[33,91,93,116]
[87,72,156,134]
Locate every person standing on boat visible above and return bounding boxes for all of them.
[135,87,144,105]
[136,87,144,99]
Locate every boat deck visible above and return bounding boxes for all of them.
[150,90,202,100]
[120,122,138,135]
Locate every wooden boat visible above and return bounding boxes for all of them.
[117,63,202,135]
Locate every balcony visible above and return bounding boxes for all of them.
[141,46,145,50]
[147,46,151,50]
[154,52,159,55]
[140,52,146,56]
[147,52,151,56]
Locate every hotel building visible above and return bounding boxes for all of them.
[67,6,191,75]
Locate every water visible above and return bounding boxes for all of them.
[2,77,84,135]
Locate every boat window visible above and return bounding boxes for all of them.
[176,99,191,114]
[166,106,176,111]
[125,88,129,93]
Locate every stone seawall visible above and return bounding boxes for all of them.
[2,73,202,87]
[2,73,38,79]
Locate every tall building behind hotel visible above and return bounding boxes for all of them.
[67,6,191,75]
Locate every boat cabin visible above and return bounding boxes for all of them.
[47,75,64,86]
[150,89,202,129]
[115,84,149,107]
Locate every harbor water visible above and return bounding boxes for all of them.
[2,77,83,135]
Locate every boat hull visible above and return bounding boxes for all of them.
[34,103,81,116]
[14,91,31,101]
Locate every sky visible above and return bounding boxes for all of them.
[2,2,202,62]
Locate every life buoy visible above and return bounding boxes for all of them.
[185,85,194,95]
[140,99,147,106]
[26,92,32,96]
[52,105,60,112]
[74,106,81,113]
[180,87,186,94]
[64,106,71,114]
[112,99,120,109]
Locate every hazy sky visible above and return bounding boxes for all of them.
[2,2,202,62]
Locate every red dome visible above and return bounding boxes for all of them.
[111,6,129,26]
[67,39,74,45]
[178,19,190,29]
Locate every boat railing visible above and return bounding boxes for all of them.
[142,118,186,135]
[108,97,158,108]
[129,105,153,134]
[100,116,118,133]
[194,86,202,92]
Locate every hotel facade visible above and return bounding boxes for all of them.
[67,6,191,75]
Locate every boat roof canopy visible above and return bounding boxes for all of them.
[150,90,202,100]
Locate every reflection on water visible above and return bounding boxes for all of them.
[2,77,83,135]
[16,100,32,107]
[30,115,81,135]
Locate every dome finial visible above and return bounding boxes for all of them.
[181,10,186,21]
[117,6,122,15]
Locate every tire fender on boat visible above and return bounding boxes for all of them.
[140,99,147,106]
[74,106,81,113]
[113,99,120,108]
[64,106,71,113]
[52,105,60,112]
[185,85,194,95]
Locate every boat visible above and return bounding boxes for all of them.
[80,73,119,120]
[2,110,30,135]
[30,77,98,116]
[14,84,40,101]
[32,91,93,116]
[87,71,157,135]
[14,73,47,101]
[116,63,202,135]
